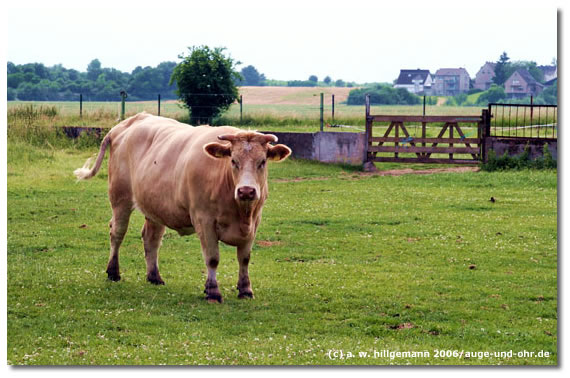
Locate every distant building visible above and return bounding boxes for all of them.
[473,62,496,91]
[393,69,433,95]
[504,69,544,98]
[538,65,557,82]
[432,68,470,96]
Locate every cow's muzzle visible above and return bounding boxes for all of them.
[237,186,257,201]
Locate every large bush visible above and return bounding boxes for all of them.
[170,46,241,125]
[476,84,506,105]
[347,84,421,105]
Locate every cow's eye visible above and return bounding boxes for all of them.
[258,159,266,169]
[231,159,239,169]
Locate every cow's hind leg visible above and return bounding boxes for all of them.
[237,242,254,299]
[107,202,133,281]
[141,218,166,285]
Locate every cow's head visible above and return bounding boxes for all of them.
[204,132,291,203]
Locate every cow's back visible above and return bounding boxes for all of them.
[107,113,239,230]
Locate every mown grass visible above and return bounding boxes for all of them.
[7,136,557,365]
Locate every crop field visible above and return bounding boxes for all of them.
[7,137,557,365]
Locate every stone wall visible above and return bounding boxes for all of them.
[483,137,557,161]
[268,131,367,165]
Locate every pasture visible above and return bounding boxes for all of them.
[7,85,485,131]
[7,138,557,365]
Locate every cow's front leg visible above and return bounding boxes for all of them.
[141,218,166,285]
[237,241,254,299]
[197,220,223,303]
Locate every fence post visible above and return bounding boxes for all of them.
[158,94,161,116]
[320,93,324,131]
[365,94,371,161]
[79,93,83,119]
[120,90,127,120]
[530,95,534,127]
[481,108,490,163]
[240,95,243,124]
[332,94,334,124]
[423,95,426,116]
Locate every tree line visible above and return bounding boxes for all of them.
[7,59,179,101]
[7,59,353,102]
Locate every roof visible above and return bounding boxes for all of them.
[538,65,557,75]
[435,68,470,77]
[513,69,544,87]
[395,69,431,85]
[479,62,496,72]
[544,77,557,86]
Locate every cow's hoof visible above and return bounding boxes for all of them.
[205,294,223,303]
[147,273,165,285]
[147,277,165,285]
[238,291,254,299]
[106,271,121,282]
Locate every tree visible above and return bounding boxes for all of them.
[170,46,241,125]
[335,79,345,87]
[7,87,16,100]
[308,75,318,83]
[493,52,510,86]
[7,61,18,75]
[476,84,506,105]
[239,65,265,86]
[87,59,103,81]
[323,76,331,85]
[539,81,557,104]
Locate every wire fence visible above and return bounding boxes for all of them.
[488,102,557,139]
[9,92,334,128]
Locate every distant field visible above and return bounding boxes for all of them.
[235,86,353,105]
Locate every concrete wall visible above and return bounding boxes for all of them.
[483,137,557,161]
[269,131,367,165]
[60,127,368,165]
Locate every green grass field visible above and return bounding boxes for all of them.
[7,100,485,130]
[7,139,557,365]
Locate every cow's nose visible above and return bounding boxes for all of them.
[237,186,256,201]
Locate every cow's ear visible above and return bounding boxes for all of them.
[267,144,292,162]
[204,142,231,159]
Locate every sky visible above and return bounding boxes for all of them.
[4,0,559,84]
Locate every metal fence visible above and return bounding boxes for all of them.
[488,102,557,139]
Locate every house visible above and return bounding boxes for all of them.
[504,69,544,98]
[432,68,470,96]
[473,62,496,91]
[538,65,557,82]
[393,69,433,95]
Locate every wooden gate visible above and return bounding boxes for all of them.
[365,98,487,165]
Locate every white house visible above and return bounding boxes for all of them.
[393,69,433,95]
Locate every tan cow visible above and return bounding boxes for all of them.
[74,112,291,302]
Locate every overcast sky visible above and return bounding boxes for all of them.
[5,0,560,83]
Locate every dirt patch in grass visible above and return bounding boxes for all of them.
[256,240,284,247]
[273,176,331,183]
[273,166,479,183]
[364,166,480,177]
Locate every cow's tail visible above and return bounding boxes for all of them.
[74,134,111,181]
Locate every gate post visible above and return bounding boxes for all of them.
[481,108,490,162]
[365,94,371,161]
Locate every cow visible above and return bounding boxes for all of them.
[74,112,291,303]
